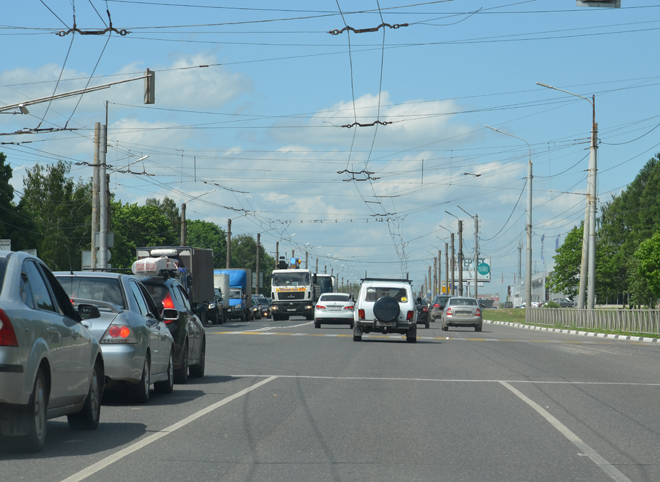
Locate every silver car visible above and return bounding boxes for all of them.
[0,251,104,452]
[441,296,483,332]
[314,293,354,329]
[56,272,175,403]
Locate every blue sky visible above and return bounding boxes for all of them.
[2,1,660,300]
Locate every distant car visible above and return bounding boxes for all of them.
[134,272,206,384]
[208,288,225,325]
[314,293,354,328]
[56,271,175,403]
[430,295,452,322]
[353,279,417,342]
[441,296,483,332]
[415,297,430,329]
[251,294,270,319]
[553,298,576,308]
[0,251,104,452]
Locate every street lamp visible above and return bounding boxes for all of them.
[537,81,597,310]
[485,125,532,310]
[445,211,464,296]
[458,205,479,301]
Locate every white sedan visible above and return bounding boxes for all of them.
[314,293,354,329]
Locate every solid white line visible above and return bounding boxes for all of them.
[59,376,278,482]
[287,321,313,328]
[500,381,633,482]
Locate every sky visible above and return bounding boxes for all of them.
[2,0,660,300]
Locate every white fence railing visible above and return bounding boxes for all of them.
[526,308,660,335]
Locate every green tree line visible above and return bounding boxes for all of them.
[0,153,275,291]
[548,154,660,307]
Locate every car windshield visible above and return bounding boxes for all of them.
[272,272,310,286]
[230,288,242,299]
[252,296,268,304]
[364,287,408,303]
[0,257,7,293]
[320,294,350,302]
[57,276,125,308]
[449,298,478,306]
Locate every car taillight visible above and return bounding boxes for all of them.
[407,311,414,321]
[0,309,19,347]
[446,308,452,316]
[162,293,175,309]
[476,308,481,316]
[433,304,439,308]
[344,305,354,310]
[101,324,137,344]
[358,309,365,320]
[422,307,428,313]
[316,305,326,310]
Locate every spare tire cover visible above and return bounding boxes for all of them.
[373,296,400,322]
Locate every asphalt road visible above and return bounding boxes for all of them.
[2,317,660,482]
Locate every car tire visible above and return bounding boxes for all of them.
[353,324,362,341]
[441,325,449,331]
[21,367,47,452]
[174,341,189,384]
[68,361,102,431]
[349,321,354,329]
[373,296,400,323]
[475,326,482,332]
[306,314,313,321]
[189,339,205,378]
[425,321,430,329]
[314,322,320,329]
[406,325,417,343]
[155,351,174,394]
[127,355,150,403]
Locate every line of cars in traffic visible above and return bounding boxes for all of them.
[0,251,206,452]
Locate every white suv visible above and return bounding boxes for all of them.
[353,278,417,343]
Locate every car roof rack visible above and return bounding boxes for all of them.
[360,278,413,284]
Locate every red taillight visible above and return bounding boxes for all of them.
[407,311,414,321]
[344,305,354,310]
[433,304,439,308]
[0,309,19,347]
[446,308,452,316]
[358,309,365,320]
[316,305,326,310]
[422,307,428,313]
[108,325,131,338]
[476,308,481,316]
[162,293,175,309]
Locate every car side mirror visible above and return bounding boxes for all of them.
[77,303,101,320]
[162,308,179,321]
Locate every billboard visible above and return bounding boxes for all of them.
[454,257,491,282]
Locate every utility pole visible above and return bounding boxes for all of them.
[91,123,100,270]
[226,219,232,268]
[428,266,432,299]
[450,234,455,296]
[445,244,448,295]
[438,250,442,296]
[98,124,108,270]
[275,241,279,267]
[458,220,463,296]
[255,233,260,294]
[474,214,479,301]
[305,251,308,269]
[434,257,438,297]
[180,203,186,246]
[316,258,318,273]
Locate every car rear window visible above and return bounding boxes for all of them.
[57,276,125,308]
[450,298,477,306]
[320,294,349,302]
[0,257,8,293]
[142,281,169,305]
[364,287,408,303]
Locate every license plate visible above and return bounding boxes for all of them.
[328,307,341,311]
[456,312,471,317]
[287,308,296,312]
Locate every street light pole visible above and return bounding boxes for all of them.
[458,205,478,301]
[485,125,532,309]
[537,82,597,309]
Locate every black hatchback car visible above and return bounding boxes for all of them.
[137,274,206,384]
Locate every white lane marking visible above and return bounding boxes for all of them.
[500,381,633,482]
[287,321,313,328]
[60,376,278,482]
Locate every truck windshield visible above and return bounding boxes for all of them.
[272,272,310,286]
[316,276,333,294]
[229,288,242,299]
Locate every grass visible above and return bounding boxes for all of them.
[482,308,660,339]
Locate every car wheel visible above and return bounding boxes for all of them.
[68,361,102,430]
[155,350,174,394]
[314,322,320,329]
[475,326,482,332]
[127,355,150,403]
[174,341,189,384]
[349,322,354,329]
[425,321,430,329]
[353,324,362,341]
[406,325,417,343]
[189,339,205,378]
[442,325,449,331]
[21,367,47,452]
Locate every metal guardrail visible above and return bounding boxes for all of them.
[526,308,660,335]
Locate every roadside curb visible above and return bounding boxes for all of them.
[485,320,659,344]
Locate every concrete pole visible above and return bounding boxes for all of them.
[305,251,308,269]
[450,234,455,296]
[445,244,448,295]
[577,200,590,309]
[180,203,186,246]
[474,215,479,301]
[438,250,442,296]
[428,266,432,299]
[98,125,108,270]
[458,220,463,296]
[526,159,533,309]
[434,257,438,297]
[316,258,318,273]
[226,219,231,268]
[587,108,598,310]
[255,233,260,294]
[91,123,100,270]
[276,241,279,267]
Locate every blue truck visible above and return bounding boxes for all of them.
[213,268,252,321]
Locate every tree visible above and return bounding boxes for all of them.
[546,224,583,298]
[110,201,178,269]
[21,161,91,270]
[633,230,660,306]
[145,197,180,241]
[0,152,38,251]
[186,220,226,268]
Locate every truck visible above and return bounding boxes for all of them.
[136,246,215,323]
[313,273,335,301]
[270,257,315,321]
[213,268,252,321]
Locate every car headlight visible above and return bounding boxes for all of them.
[209,303,216,309]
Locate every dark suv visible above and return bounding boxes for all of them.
[138,274,206,384]
[430,295,452,322]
